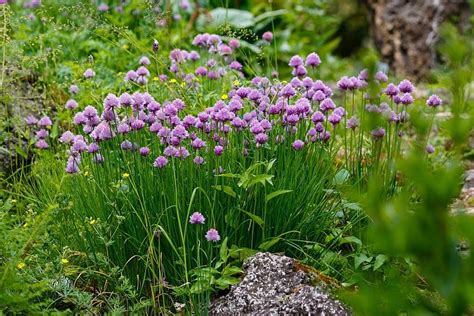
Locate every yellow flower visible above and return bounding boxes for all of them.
[282,80,287,85]
[221,94,228,100]
[152,76,159,81]
[122,44,129,50]
[180,82,185,87]
[84,171,89,176]
[169,79,177,83]
[232,80,240,86]
[122,173,129,178]
[89,219,97,225]
[61,258,69,264]
[17,262,26,269]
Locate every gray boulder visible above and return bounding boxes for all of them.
[210,252,350,315]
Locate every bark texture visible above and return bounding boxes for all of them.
[364,0,470,80]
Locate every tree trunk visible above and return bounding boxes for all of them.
[364,0,470,80]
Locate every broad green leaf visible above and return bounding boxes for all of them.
[212,185,237,198]
[373,254,388,271]
[339,236,363,247]
[332,169,350,185]
[266,159,277,172]
[258,237,281,251]
[354,253,372,269]
[222,266,243,276]
[265,189,292,203]
[197,8,255,29]
[15,145,27,159]
[190,280,212,294]
[228,246,258,261]
[50,120,59,139]
[215,276,240,289]
[220,237,228,262]
[343,202,362,212]
[240,209,264,228]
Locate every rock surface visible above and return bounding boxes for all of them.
[210,252,350,315]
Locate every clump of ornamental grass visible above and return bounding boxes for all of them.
[30,33,443,311]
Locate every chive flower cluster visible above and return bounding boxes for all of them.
[57,33,443,177]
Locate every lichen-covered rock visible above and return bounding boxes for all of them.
[210,252,350,315]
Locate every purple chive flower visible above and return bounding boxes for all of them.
[398,79,414,93]
[311,111,325,124]
[35,139,49,149]
[125,70,138,82]
[65,99,78,110]
[131,119,145,130]
[346,116,359,129]
[229,38,240,49]
[59,131,75,144]
[289,55,303,68]
[117,122,130,134]
[38,116,52,127]
[98,3,109,11]
[319,98,336,112]
[191,138,207,149]
[176,147,190,159]
[328,113,341,126]
[371,127,386,139]
[292,139,304,151]
[164,146,178,157]
[255,133,269,144]
[426,94,442,107]
[385,83,398,97]
[139,147,150,156]
[205,228,221,242]
[315,122,324,133]
[137,66,150,77]
[262,31,273,42]
[72,139,88,152]
[214,145,224,156]
[189,212,205,224]
[305,52,321,67]
[426,144,435,154]
[358,69,368,81]
[229,61,242,71]
[83,68,95,79]
[337,76,353,90]
[375,71,388,82]
[400,93,414,105]
[139,56,151,66]
[73,112,86,125]
[280,84,296,98]
[153,156,168,168]
[311,90,325,102]
[65,156,79,174]
[25,115,38,126]
[292,65,307,77]
[88,142,99,153]
[219,44,232,55]
[193,156,205,165]
[36,129,48,139]
[334,107,346,117]
[121,140,133,150]
[69,84,79,94]
[104,93,120,109]
[195,66,207,76]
